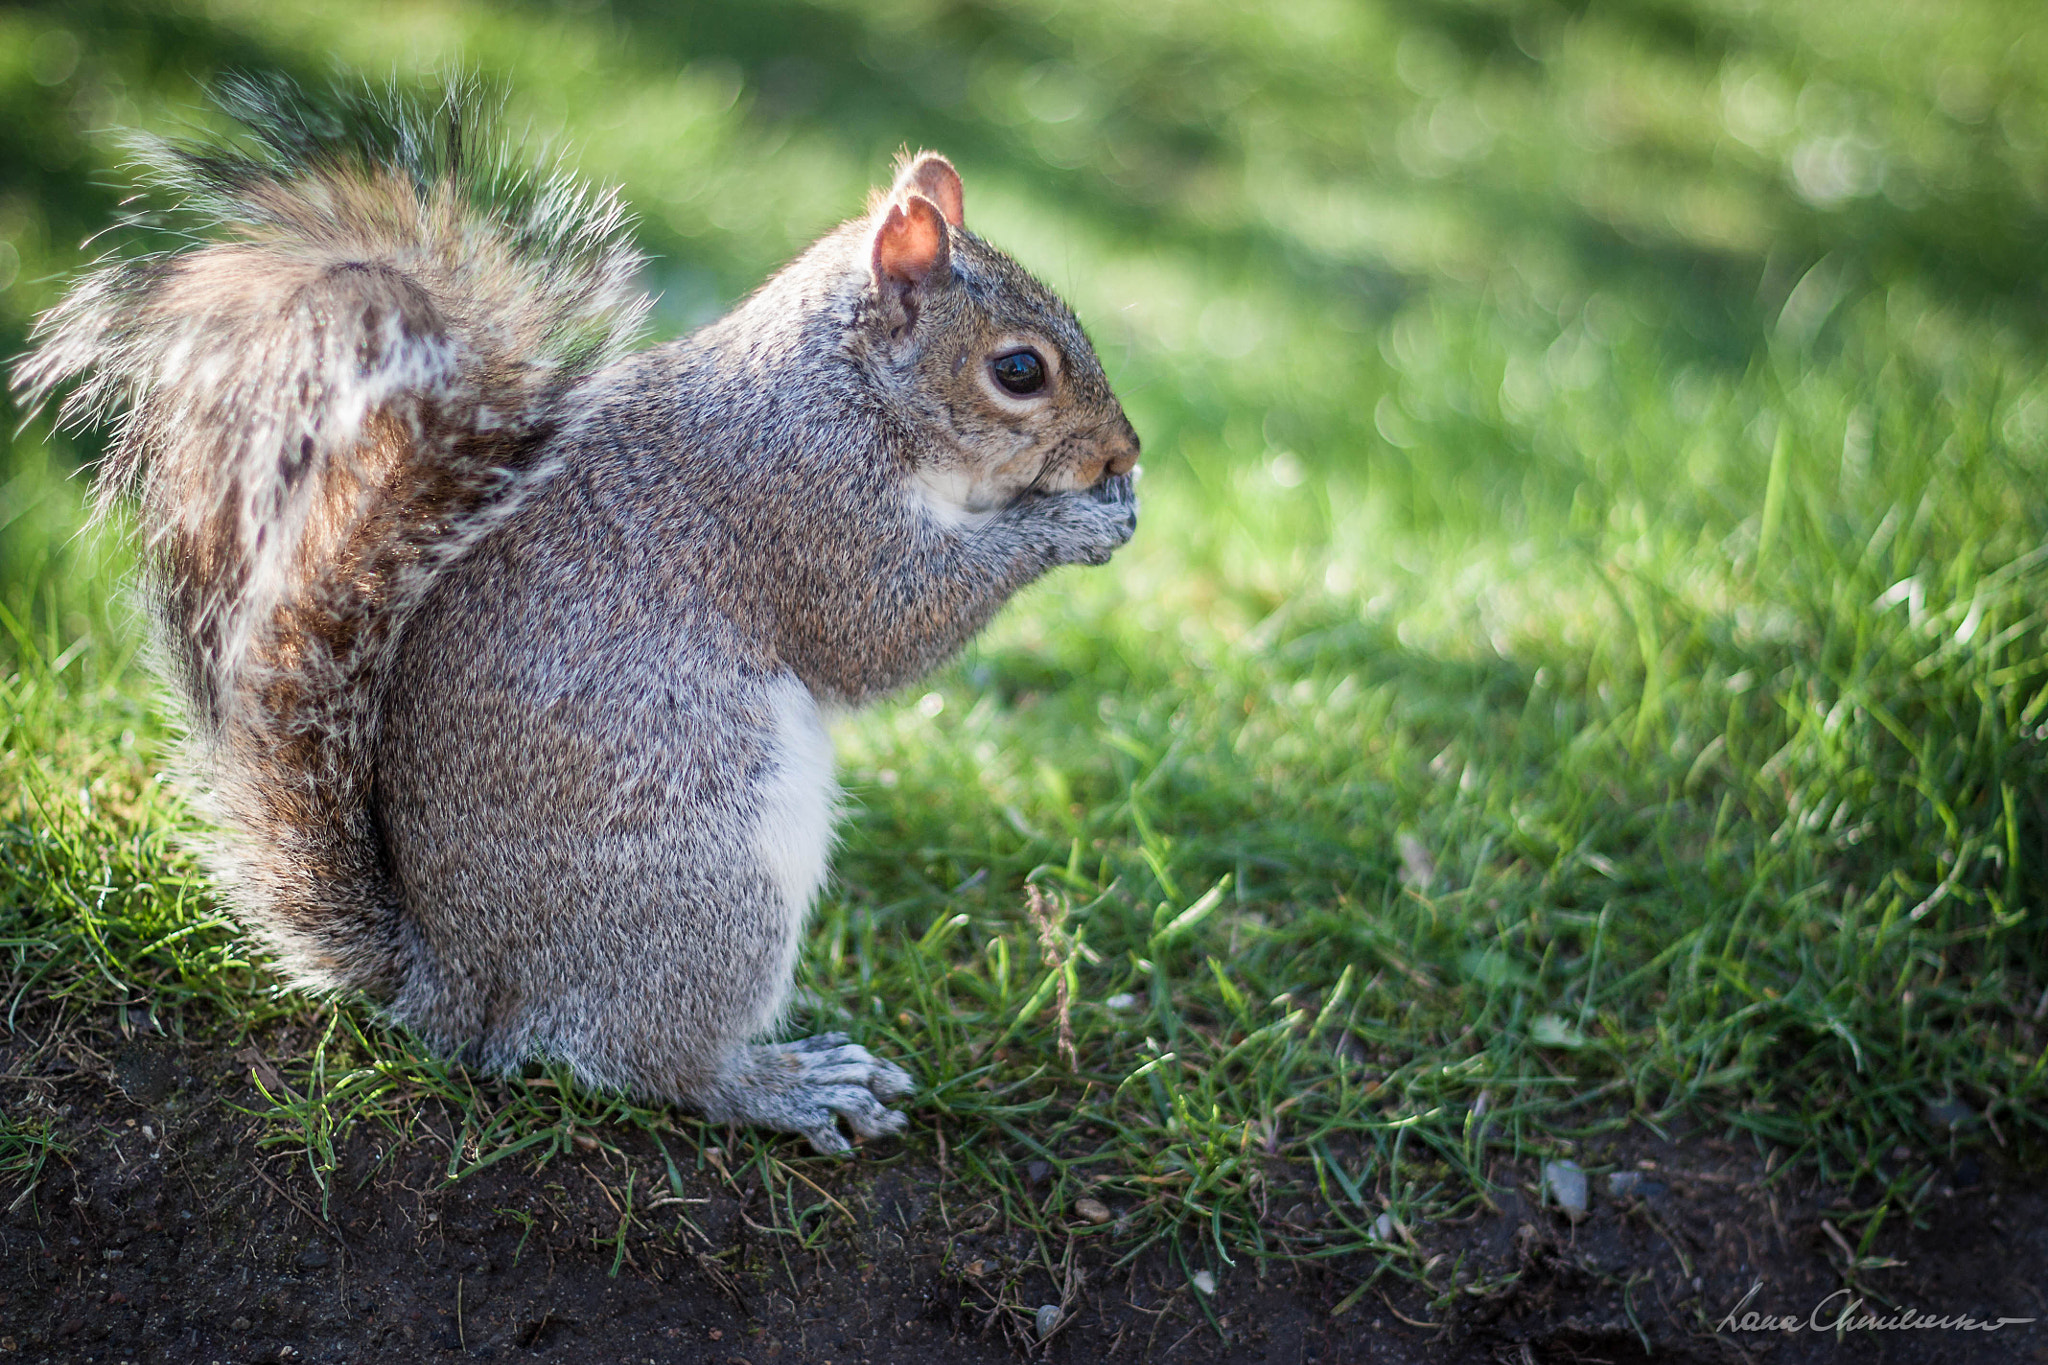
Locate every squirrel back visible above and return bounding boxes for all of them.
[15,80,650,989]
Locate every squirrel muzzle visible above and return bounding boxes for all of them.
[1085,416,1142,487]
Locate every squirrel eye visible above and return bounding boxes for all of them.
[991,349,1047,395]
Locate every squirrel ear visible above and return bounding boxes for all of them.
[870,193,950,338]
[890,151,964,227]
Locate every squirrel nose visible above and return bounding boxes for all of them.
[1100,419,1140,478]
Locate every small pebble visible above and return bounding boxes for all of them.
[1074,1197,1112,1225]
[1035,1304,1061,1339]
[1105,993,1141,1011]
[1925,1098,1975,1128]
[231,1318,253,1333]
[1191,1269,1216,1296]
[1372,1212,1395,1241]
[1543,1159,1589,1221]
[1024,1159,1052,1186]
[1607,1171,1642,1198]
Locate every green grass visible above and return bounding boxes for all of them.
[4,0,2047,1315]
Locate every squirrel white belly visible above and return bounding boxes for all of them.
[15,78,1139,1153]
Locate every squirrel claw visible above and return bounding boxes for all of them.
[1091,471,1136,504]
[801,1090,911,1156]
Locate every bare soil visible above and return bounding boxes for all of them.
[1,1010,2038,1365]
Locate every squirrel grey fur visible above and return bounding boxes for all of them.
[16,81,1139,1153]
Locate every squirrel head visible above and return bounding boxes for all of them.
[860,151,1139,522]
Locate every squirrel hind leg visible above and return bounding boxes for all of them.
[695,1034,914,1155]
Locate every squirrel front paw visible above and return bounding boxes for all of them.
[1028,471,1138,566]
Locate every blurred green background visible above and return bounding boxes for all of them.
[4,0,2046,1243]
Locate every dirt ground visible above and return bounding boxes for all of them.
[1,1010,2039,1365]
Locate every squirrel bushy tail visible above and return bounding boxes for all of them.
[14,79,649,991]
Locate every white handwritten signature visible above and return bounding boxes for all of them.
[1717,1282,2035,1334]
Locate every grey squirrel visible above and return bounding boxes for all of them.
[16,81,1139,1153]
